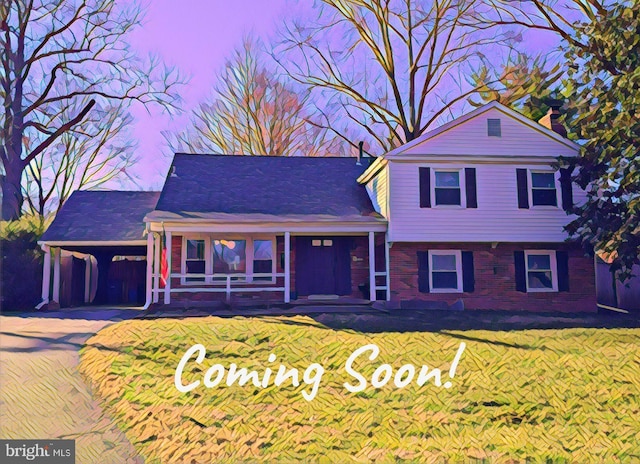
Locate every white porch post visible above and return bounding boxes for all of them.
[144,231,153,309]
[41,245,51,304]
[84,256,92,303]
[153,233,160,303]
[164,231,172,304]
[369,231,376,301]
[52,247,61,303]
[385,233,391,301]
[284,232,291,303]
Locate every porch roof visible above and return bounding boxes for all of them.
[40,190,160,244]
[145,211,384,223]
[147,154,378,222]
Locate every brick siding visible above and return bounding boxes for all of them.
[389,242,596,312]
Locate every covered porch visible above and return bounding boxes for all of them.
[145,219,390,306]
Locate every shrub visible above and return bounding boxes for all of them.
[1,216,49,310]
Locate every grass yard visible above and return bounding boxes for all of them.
[79,316,640,463]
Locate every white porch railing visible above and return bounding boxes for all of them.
[152,272,285,302]
[374,271,389,294]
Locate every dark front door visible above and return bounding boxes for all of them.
[295,237,352,296]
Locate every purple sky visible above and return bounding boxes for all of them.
[122,0,560,190]
[126,0,290,189]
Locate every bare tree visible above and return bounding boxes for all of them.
[23,97,136,217]
[167,38,345,157]
[475,0,608,45]
[0,0,182,220]
[274,0,514,154]
[473,0,624,73]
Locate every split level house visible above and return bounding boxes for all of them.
[38,101,597,312]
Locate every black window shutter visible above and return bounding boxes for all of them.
[560,169,573,212]
[417,251,430,293]
[557,251,570,292]
[461,251,475,292]
[419,167,431,208]
[514,251,527,292]
[465,168,478,208]
[516,169,529,209]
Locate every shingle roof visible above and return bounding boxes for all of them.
[150,154,377,220]
[41,191,160,242]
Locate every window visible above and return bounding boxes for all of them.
[525,251,558,292]
[530,171,558,206]
[488,118,501,137]
[429,250,463,293]
[420,167,477,209]
[434,170,462,206]
[213,239,246,281]
[185,239,205,282]
[253,239,274,282]
[181,236,277,285]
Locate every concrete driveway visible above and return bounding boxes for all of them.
[0,312,143,463]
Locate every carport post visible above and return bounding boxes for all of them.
[41,245,51,303]
[84,256,92,303]
[369,232,376,301]
[52,247,61,303]
[284,232,290,303]
[144,231,153,309]
[164,231,172,304]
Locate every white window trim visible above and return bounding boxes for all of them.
[431,168,466,208]
[181,235,277,285]
[251,237,277,284]
[524,250,558,293]
[181,235,210,286]
[429,250,463,293]
[528,169,560,209]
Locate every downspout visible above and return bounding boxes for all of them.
[143,223,153,310]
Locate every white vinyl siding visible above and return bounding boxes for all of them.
[402,107,577,158]
[366,165,390,218]
[388,162,586,242]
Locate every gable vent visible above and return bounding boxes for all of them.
[488,118,501,137]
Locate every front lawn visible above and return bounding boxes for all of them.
[79,316,639,463]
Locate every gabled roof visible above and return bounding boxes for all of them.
[384,101,580,158]
[358,101,580,184]
[147,154,378,222]
[41,191,160,243]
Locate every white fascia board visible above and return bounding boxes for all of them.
[387,154,567,164]
[37,240,147,247]
[387,233,572,243]
[148,222,388,234]
[357,157,388,184]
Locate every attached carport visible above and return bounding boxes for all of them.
[38,191,160,308]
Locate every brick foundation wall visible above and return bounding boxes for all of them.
[390,242,596,312]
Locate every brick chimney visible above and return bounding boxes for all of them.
[538,99,567,138]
